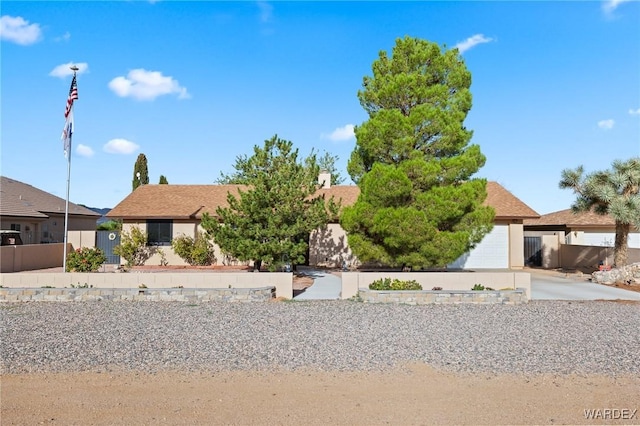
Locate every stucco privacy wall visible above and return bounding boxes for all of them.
[0,243,71,273]
[341,272,531,300]
[0,272,293,299]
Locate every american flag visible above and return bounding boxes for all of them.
[62,111,73,157]
[64,74,78,118]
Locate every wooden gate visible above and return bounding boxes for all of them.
[524,236,542,267]
[96,231,120,264]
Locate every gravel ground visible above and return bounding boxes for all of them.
[2,300,639,376]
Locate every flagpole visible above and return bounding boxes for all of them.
[62,65,79,273]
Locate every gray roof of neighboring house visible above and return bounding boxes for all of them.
[0,176,100,219]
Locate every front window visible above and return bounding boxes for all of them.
[147,220,172,245]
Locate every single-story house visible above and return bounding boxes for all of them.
[0,176,100,244]
[107,178,539,269]
[524,209,640,248]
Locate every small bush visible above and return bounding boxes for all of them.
[172,231,217,266]
[432,286,443,291]
[369,278,422,291]
[471,284,495,291]
[66,247,106,272]
[113,226,152,267]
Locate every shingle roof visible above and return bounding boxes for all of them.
[523,208,616,227]
[0,176,100,219]
[485,181,539,219]
[107,184,245,219]
[108,181,538,220]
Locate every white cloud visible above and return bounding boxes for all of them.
[54,32,71,42]
[597,119,615,129]
[455,34,494,54]
[0,15,42,45]
[103,138,140,154]
[49,62,89,78]
[602,0,631,15]
[257,1,273,23]
[322,124,355,142]
[76,144,94,157]
[108,69,190,101]
[629,108,640,116]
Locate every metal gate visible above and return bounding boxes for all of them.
[97,231,121,264]
[524,236,542,267]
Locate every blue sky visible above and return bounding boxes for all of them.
[1,1,639,215]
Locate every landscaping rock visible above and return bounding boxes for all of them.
[591,262,640,285]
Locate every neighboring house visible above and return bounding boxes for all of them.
[0,176,100,244]
[107,179,539,269]
[524,209,640,248]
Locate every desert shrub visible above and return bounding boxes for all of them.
[171,231,217,266]
[369,278,422,291]
[471,284,494,291]
[113,226,152,267]
[66,247,106,272]
[432,286,443,291]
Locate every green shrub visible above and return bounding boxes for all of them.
[113,226,152,267]
[471,284,494,291]
[66,247,106,272]
[369,278,422,291]
[171,231,217,266]
[97,220,121,231]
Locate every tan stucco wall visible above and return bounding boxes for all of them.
[0,272,293,299]
[0,243,71,273]
[341,271,531,300]
[121,221,231,267]
[559,244,640,271]
[309,224,355,267]
[508,222,524,268]
[1,214,97,244]
[541,234,561,269]
[67,230,96,249]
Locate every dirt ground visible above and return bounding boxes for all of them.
[2,365,639,425]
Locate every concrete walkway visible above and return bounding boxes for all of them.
[293,269,342,300]
[530,272,640,301]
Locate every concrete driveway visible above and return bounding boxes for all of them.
[530,271,640,301]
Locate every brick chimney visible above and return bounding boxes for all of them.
[318,171,331,189]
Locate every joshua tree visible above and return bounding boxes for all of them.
[560,157,640,267]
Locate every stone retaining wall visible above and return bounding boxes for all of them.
[359,288,528,305]
[0,287,275,303]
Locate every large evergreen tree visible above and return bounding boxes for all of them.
[341,36,495,269]
[132,153,149,191]
[560,157,640,267]
[201,135,336,271]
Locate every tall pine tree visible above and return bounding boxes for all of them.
[341,36,494,269]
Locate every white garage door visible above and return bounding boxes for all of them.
[448,224,509,269]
